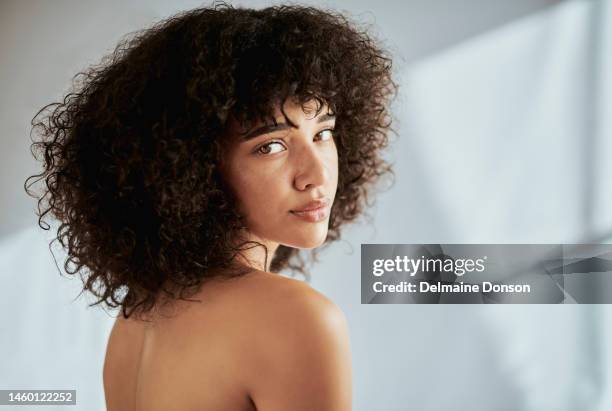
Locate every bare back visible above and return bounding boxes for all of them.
[104,272,263,411]
[103,270,352,411]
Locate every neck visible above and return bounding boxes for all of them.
[232,231,279,272]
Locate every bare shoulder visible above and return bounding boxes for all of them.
[236,270,341,309]
[102,271,352,410]
[220,270,349,338]
[226,271,353,411]
[192,269,344,319]
[103,314,147,411]
[262,272,347,330]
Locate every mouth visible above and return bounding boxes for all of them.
[289,203,329,223]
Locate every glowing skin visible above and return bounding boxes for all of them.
[221,100,339,270]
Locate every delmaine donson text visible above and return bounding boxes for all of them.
[371,256,531,294]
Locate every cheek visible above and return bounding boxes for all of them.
[328,148,339,186]
[227,164,286,214]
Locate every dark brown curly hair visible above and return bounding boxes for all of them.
[24,2,396,318]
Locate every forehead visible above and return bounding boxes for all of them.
[226,98,332,137]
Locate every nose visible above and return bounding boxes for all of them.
[293,142,330,191]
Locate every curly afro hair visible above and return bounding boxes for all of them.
[24,2,397,318]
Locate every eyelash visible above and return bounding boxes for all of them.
[254,128,335,156]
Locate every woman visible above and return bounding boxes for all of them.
[24,3,396,410]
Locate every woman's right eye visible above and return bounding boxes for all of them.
[255,141,286,156]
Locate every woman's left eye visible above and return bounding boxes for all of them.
[315,129,334,141]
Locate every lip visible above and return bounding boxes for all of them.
[291,198,331,212]
[290,198,331,222]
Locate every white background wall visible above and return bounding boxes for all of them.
[2,1,611,410]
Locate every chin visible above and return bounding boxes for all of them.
[285,227,329,249]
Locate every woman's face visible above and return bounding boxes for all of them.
[221,99,338,252]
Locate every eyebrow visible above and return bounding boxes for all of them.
[240,113,336,141]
